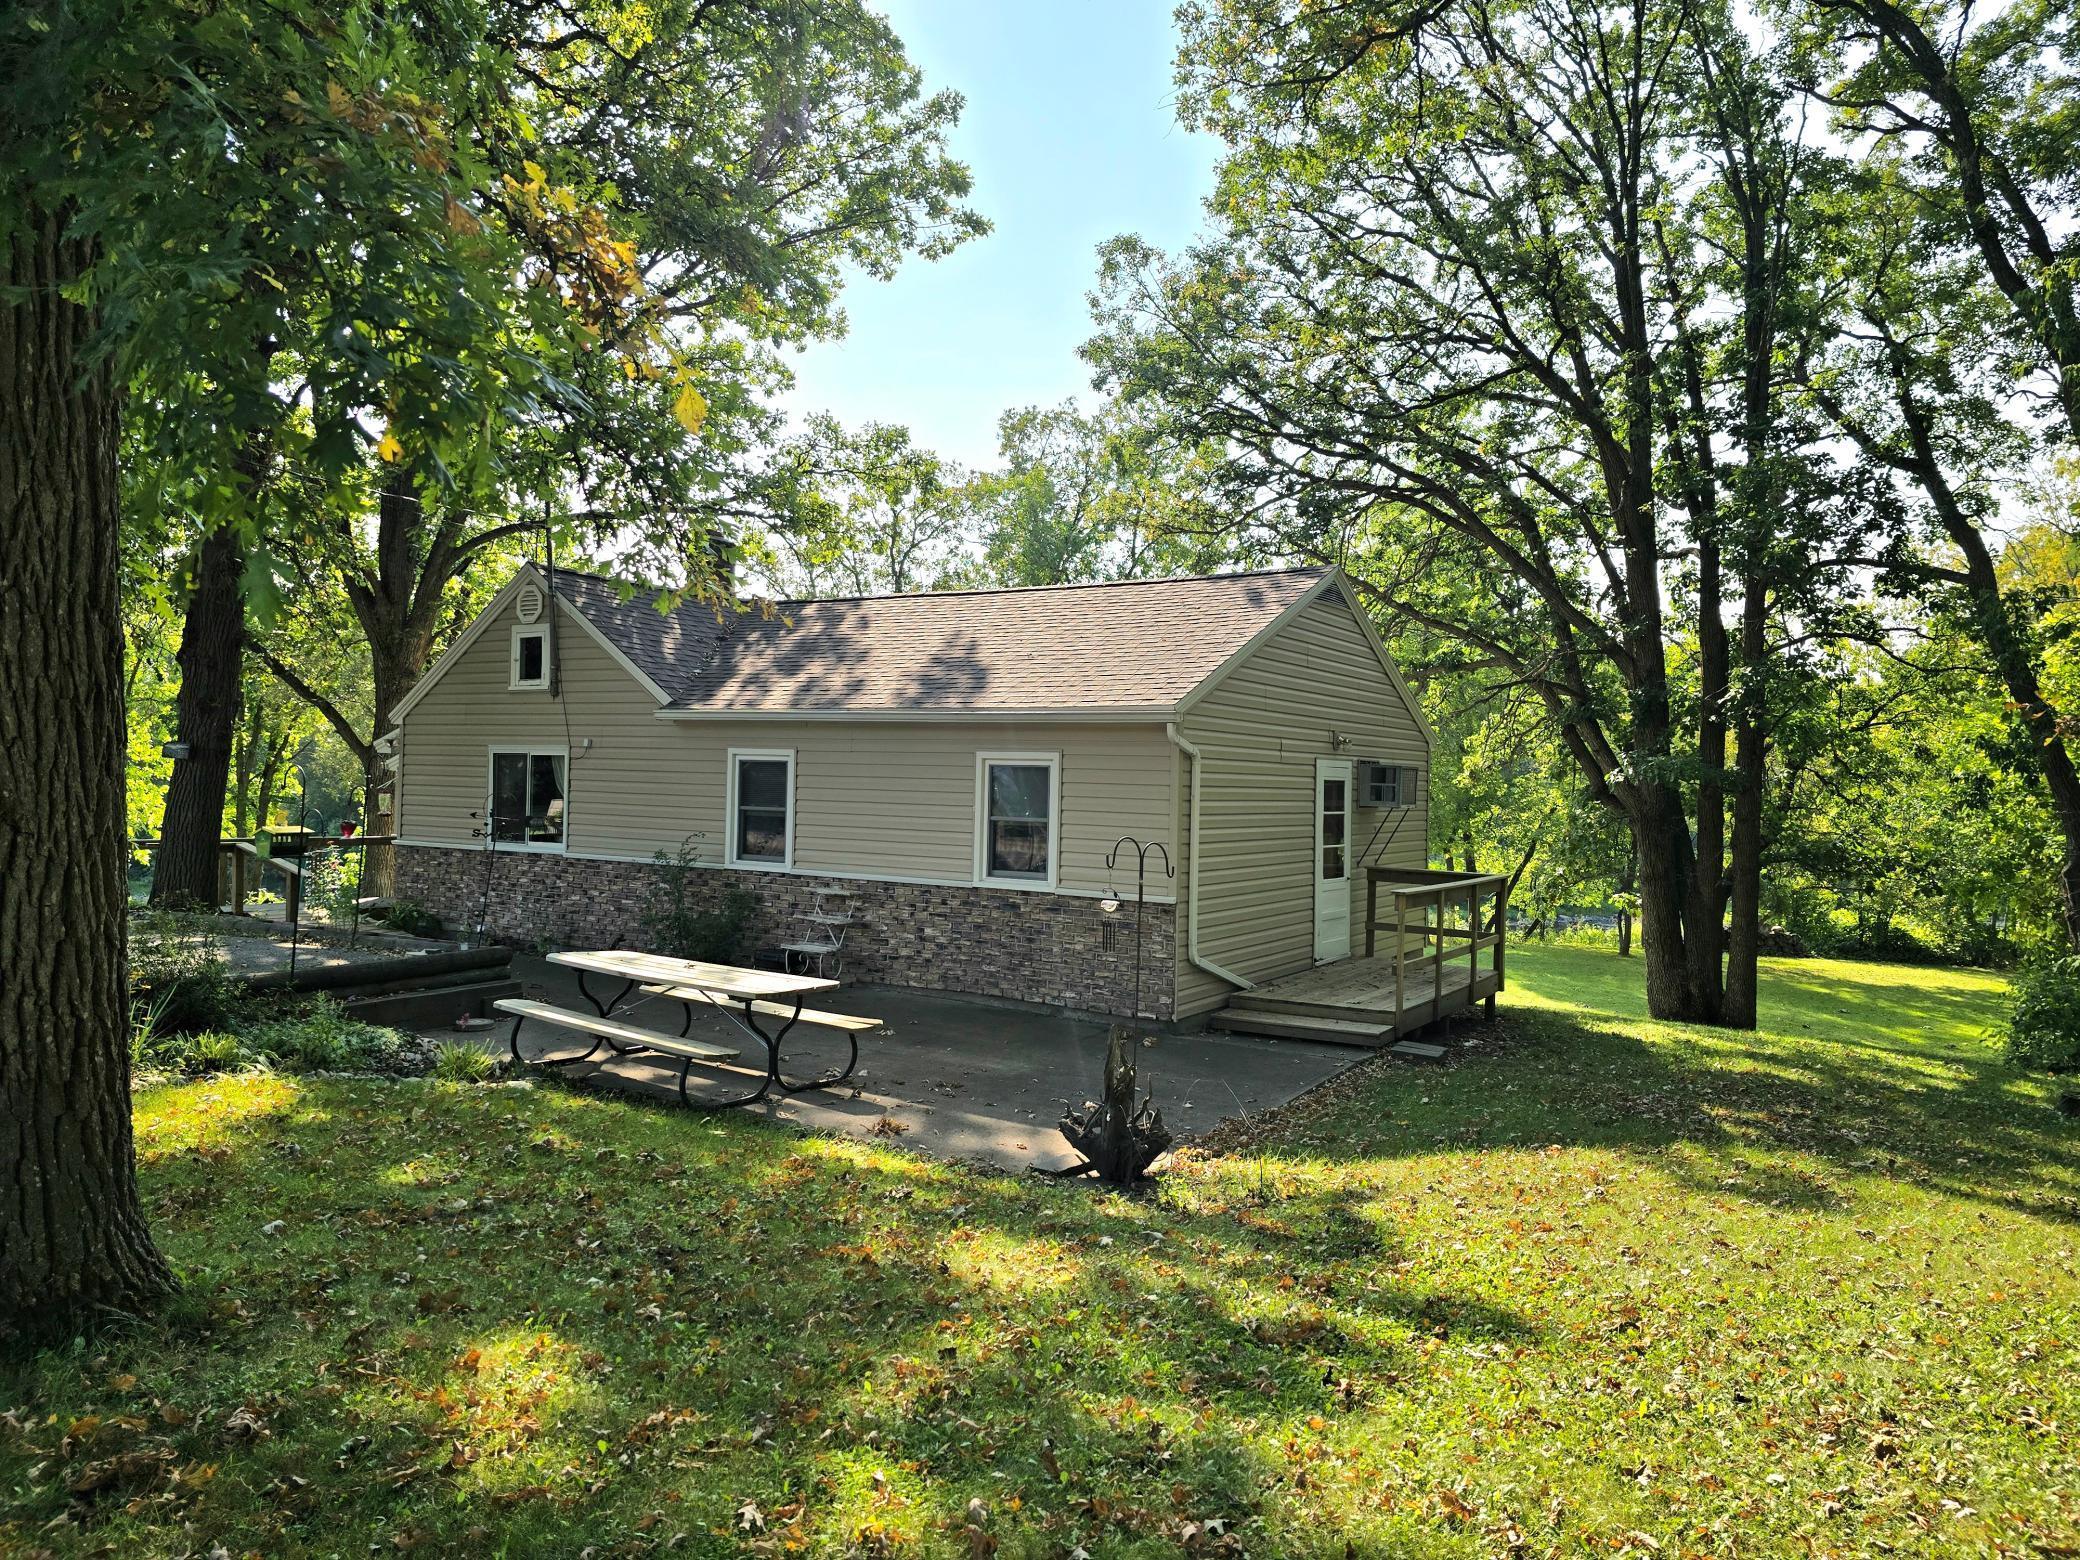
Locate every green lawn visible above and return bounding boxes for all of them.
[5,947,2077,1557]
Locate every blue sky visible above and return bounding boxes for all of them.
[777,1,1222,470]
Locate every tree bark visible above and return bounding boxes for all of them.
[1722,577,1771,1028]
[1876,347,2080,952]
[1617,847,1636,958]
[1686,534,1731,1012]
[1632,792,1709,1021]
[149,518,246,908]
[1,212,175,1334]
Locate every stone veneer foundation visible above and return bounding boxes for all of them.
[395,845,1178,1021]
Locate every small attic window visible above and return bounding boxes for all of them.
[511,625,549,690]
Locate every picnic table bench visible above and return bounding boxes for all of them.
[496,948,881,1110]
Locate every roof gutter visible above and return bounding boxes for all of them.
[1166,722,1255,992]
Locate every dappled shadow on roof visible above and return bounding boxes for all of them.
[655,569,1329,715]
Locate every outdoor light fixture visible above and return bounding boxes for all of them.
[1099,898,1122,914]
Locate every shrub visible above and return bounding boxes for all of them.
[382,898,444,938]
[240,998,410,1072]
[433,1041,500,1082]
[640,838,758,963]
[1830,917,1947,966]
[132,1024,257,1075]
[129,911,241,1033]
[185,1032,251,1073]
[2002,955,2080,1072]
[301,848,362,922]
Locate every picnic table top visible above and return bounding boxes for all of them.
[548,948,838,1000]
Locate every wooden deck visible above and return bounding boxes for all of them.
[1210,867,1508,1049]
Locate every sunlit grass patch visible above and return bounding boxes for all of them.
[4,945,2076,1556]
[133,1073,301,1164]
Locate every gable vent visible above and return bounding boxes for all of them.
[515,584,544,624]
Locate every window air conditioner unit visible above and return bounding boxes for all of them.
[1357,761,1420,809]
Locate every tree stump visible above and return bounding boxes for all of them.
[1057,1027,1172,1185]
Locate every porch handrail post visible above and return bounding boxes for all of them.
[1431,890,1447,1024]
[1393,892,1407,1028]
[1494,877,1508,993]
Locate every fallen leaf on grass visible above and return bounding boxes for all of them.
[67,1448,173,1497]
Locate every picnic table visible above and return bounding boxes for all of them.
[495,949,879,1110]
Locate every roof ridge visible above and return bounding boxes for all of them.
[532,561,663,592]
[536,559,1331,607]
[770,564,1331,609]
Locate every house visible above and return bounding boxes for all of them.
[386,561,1433,1021]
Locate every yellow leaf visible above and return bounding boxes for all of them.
[671,381,708,436]
[326,82,352,118]
[376,431,403,464]
[523,159,547,187]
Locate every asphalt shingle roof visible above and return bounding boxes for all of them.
[544,569,728,701]
[544,565,1332,715]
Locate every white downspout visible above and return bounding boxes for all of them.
[1167,722,1256,991]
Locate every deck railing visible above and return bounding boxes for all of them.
[1363,867,1511,1028]
[131,833,396,921]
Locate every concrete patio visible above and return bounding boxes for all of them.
[441,955,1363,1172]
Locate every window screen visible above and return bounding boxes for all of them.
[985,762,1051,880]
[734,757,790,863]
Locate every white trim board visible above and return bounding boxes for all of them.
[509,624,550,690]
[973,750,1062,891]
[1325,572,1437,750]
[725,747,795,870]
[485,743,571,854]
[1171,569,1337,720]
[391,837,1174,904]
[1168,568,1435,750]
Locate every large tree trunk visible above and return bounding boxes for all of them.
[1686,536,1731,1013]
[1616,847,1636,958]
[0,213,175,1334]
[149,519,246,908]
[1632,794,1713,1022]
[358,645,419,899]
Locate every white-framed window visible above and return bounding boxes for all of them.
[975,752,1059,888]
[488,746,567,849]
[726,748,794,868]
[510,625,550,690]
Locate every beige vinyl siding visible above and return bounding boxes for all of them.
[397,595,1178,898]
[1174,590,1429,1018]
[396,599,681,859]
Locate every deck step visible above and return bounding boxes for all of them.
[1225,992,1405,1023]
[1209,1009,1392,1045]
[1388,1041,1451,1063]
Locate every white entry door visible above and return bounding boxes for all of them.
[1314,758,1353,963]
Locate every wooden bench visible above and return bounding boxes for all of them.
[639,984,884,1034]
[495,998,740,1062]
[496,998,766,1110]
